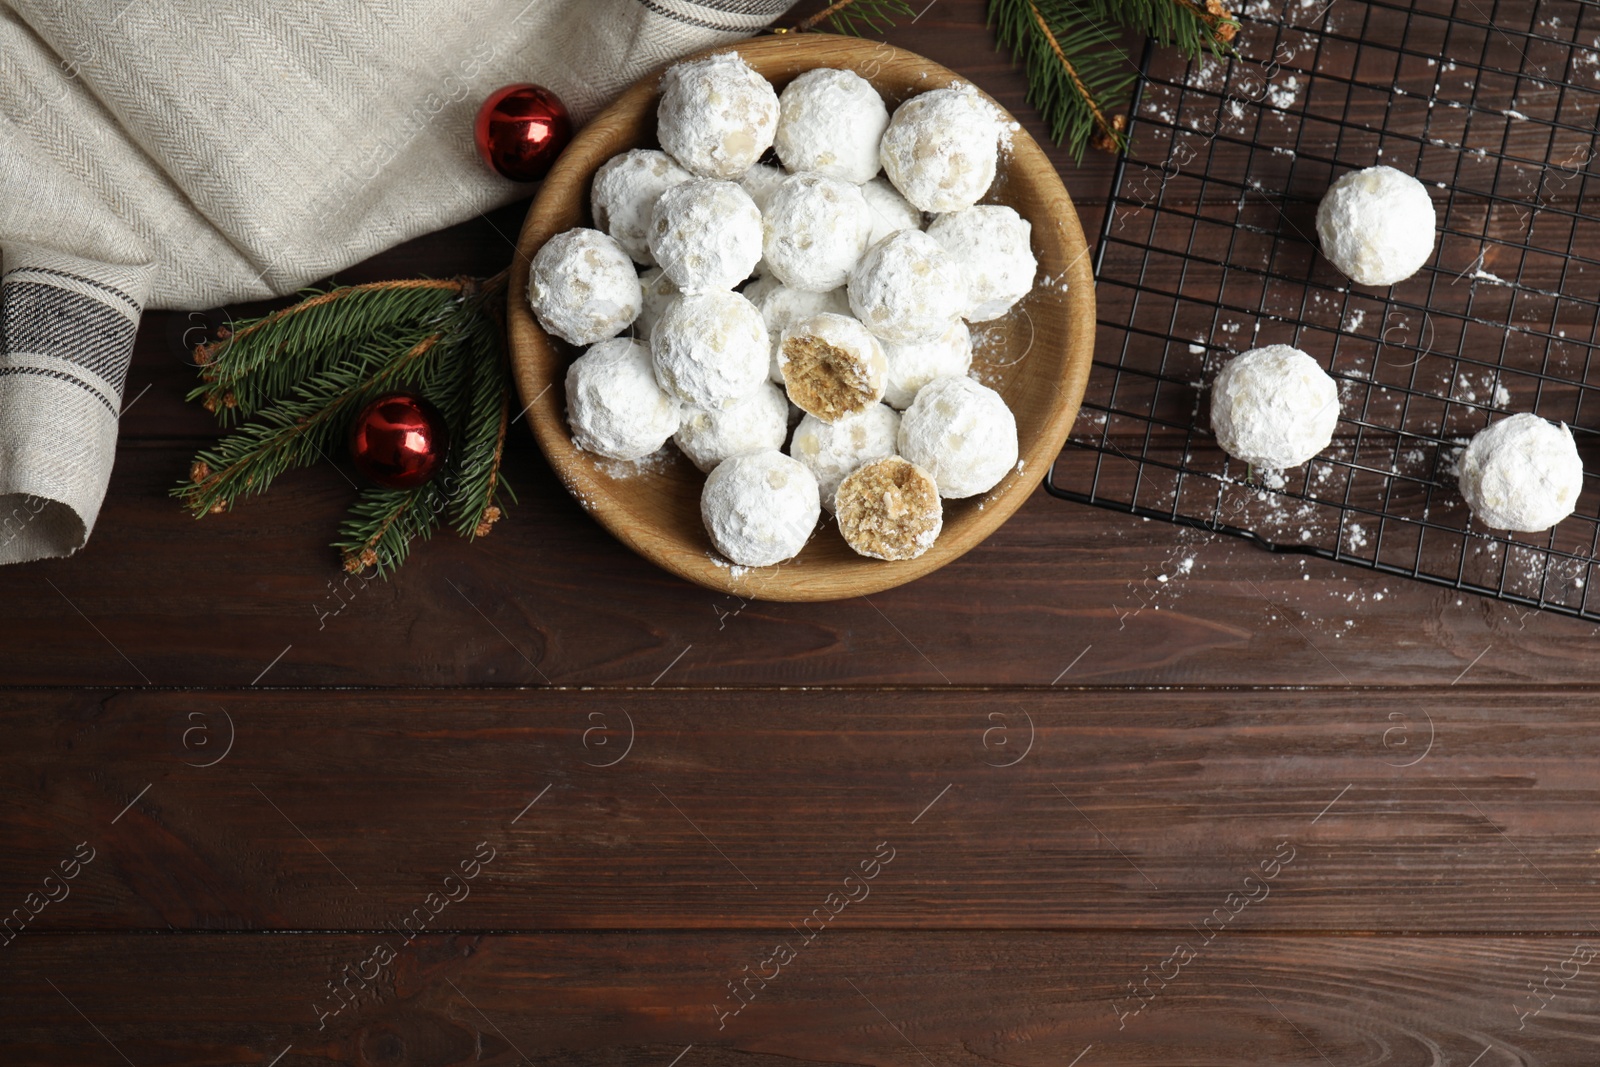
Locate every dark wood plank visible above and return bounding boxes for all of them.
[2,931,1591,1066]
[5,687,1599,932]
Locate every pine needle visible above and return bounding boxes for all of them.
[792,0,918,34]
[986,0,1239,160]
[176,272,515,577]
[989,0,1138,162]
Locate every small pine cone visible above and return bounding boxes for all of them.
[474,505,502,538]
[207,499,228,515]
[190,460,212,484]
[222,391,237,409]
[359,549,379,569]
[193,343,213,366]
[215,325,232,340]
[203,394,219,413]
[1091,114,1129,153]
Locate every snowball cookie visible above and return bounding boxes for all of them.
[882,320,972,409]
[745,278,851,383]
[651,290,769,410]
[927,205,1036,322]
[1458,413,1584,532]
[848,228,966,344]
[1210,344,1339,469]
[565,338,681,461]
[657,52,779,179]
[774,68,889,184]
[528,228,642,346]
[701,450,821,567]
[860,177,923,247]
[648,178,763,293]
[739,162,788,214]
[1316,165,1436,286]
[790,404,901,510]
[591,149,693,265]
[675,380,789,473]
[898,375,1018,499]
[835,456,943,561]
[763,173,873,292]
[879,86,1003,213]
[634,266,679,340]
[779,312,889,423]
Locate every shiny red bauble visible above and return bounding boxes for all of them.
[474,83,572,182]
[348,393,449,490]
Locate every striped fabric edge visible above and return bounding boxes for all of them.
[635,0,794,33]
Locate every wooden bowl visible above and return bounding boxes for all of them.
[508,33,1095,602]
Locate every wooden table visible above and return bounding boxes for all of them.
[4,3,1597,1064]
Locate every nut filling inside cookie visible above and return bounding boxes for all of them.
[835,456,943,561]
[781,334,877,422]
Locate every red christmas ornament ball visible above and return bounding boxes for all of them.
[474,83,572,182]
[348,393,449,489]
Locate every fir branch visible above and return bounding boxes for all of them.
[332,485,442,577]
[192,279,466,424]
[177,329,446,516]
[445,307,517,539]
[1073,0,1238,56]
[989,0,1138,161]
[793,0,917,35]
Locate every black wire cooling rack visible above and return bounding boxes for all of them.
[1047,0,1600,619]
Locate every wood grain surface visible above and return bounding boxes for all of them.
[3,0,1596,1063]
[3,688,1598,933]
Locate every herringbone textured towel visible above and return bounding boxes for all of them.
[0,0,793,563]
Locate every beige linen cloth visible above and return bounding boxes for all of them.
[0,0,793,563]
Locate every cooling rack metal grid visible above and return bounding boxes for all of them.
[1047,0,1600,618]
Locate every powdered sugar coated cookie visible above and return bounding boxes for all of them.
[657,52,779,179]
[591,148,693,265]
[1458,413,1584,532]
[651,290,769,409]
[897,375,1017,498]
[1316,165,1436,286]
[879,85,1002,213]
[1209,344,1339,469]
[848,228,965,344]
[528,228,641,346]
[762,173,873,292]
[701,450,821,566]
[648,178,763,293]
[926,205,1035,322]
[774,68,889,184]
[565,337,681,460]
[675,380,789,473]
[881,321,972,409]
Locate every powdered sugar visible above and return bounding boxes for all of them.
[651,290,769,409]
[701,450,821,566]
[762,173,873,292]
[648,178,763,293]
[774,67,888,184]
[848,229,966,343]
[879,84,1002,213]
[528,228,642,346]
[657,51,778,179]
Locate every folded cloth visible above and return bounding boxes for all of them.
[0,0,793,563]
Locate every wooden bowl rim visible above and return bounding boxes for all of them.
[507,32,1096,602]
